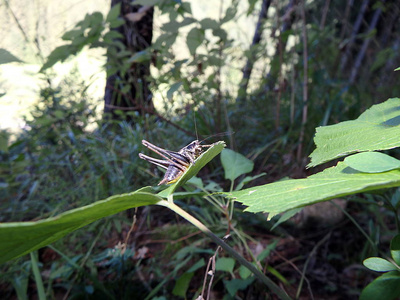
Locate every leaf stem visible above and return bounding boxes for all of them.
[158,200,292,300]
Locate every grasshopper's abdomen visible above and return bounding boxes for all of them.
[158,164,184,185]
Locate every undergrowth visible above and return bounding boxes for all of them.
[2,78,399,299]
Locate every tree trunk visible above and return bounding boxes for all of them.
[104,0,154,122]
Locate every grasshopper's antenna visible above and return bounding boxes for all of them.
[194,111,199,141]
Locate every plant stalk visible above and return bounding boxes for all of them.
[158,200,292,300]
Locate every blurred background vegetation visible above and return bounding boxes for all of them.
[1,0,400,298]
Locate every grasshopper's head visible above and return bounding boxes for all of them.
[182,140,204,158]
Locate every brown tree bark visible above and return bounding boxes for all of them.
[104,0,154,122]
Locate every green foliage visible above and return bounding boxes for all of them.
[361,234,400,300]
[233,160,400,217]
[232,98,400,217]
[344,152,400,173]
[40,4,127,73]
[0,49,23,64]
[309,99,400,167]
[0,191,161,264]
[4,0,400,298]
[221,148,254,183]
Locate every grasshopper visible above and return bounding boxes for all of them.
[139,140,212,185]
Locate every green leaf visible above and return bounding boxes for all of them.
[309,98,400,167]
[344,152,400,173]
[172,272,194,297]
[216,257,235,273]
[395,67,400,71]
[257,240,278,261]
[186,258,205,273]
[231,161,400,216]
[109,18,125,28]
[186,27,204,56]
[167,82,182,100]
[212,28,227,41]
[391,234,400,265]
[271,208,303,230]
[61,29,83,41]
[235,173,266,190]
[200,18,219,30]
[128,50,151,63]
[133,0,161,5]
[221,149,254,182]
[238,265,252,279]
[40,45,78,72]
[0,49,23,64]
[223,277,255,297]
[221,6,237,23]
[363,257,398,272]
[106,3,121,23]
[157,141,226,197]
[360,271,400,300]
[0,191,162,264]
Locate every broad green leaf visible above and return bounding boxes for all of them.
[216,257,235,273]
[106,3,121,22]
[167,82,183,100]
[231,161,400,216]
[391,235,400,265]
[62,29,83,41]
[40,45,78,72]
[360,271,400,300]
[172,272,194,297]
[395,67,400,71]
[221,6,237,23]
[0,49,23,64]
[223,277,255,297]
[157,141,226,197]
[200,18,219,30]
[239,265,252,279]
[344,152,400,173]
[0,191,162,264]
[309,98,400,167]
[186,27,204,56]
[221,149,254,182]
[213,28,227,41]
[363,257,398,272]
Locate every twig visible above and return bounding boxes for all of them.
[319,0,331,30]
[339,0,370,73]
[296,233,331,299]
[237,0,271,103]
[349,1,385,84]
[296,0,308,162]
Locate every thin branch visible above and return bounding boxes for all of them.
[339,0,370,73]
[265,0,296,92]
[319,0,331,30]
[237,0,271,103]
[349,1,385,84]
[296,0,308,162]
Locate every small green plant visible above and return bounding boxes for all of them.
[1,98,400,298]
[361,234,400,300]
